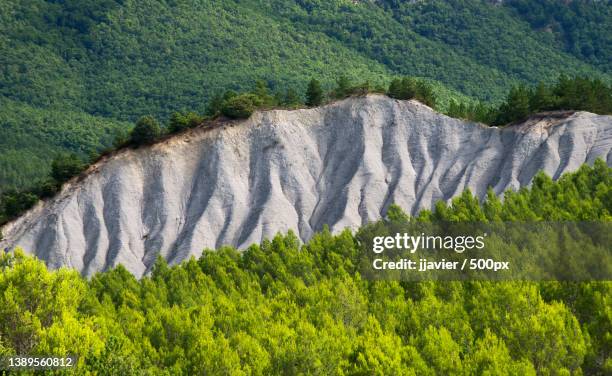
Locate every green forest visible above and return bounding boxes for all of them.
[1,1,611,375]
[1,0,611,190]
[3,75,610,226]
[447,75,612,125]
[0,161,610,375]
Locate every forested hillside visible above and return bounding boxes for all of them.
[0,162,610,375]
[1,0,610,190]
[504,0,612,72]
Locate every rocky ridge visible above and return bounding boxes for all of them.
[2,95,611,276]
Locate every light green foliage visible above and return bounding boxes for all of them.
[424,160,611,222]
[0,250,105,369]
[0,163,610,374]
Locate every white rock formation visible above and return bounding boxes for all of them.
[2,95,611,276]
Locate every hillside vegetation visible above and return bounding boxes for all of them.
[0,161,610,374]
[2,75,610,226]
[1,0,610,189]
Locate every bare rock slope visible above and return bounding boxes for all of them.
[2,95,611,276]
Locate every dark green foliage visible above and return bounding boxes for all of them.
[330,76,380,100]
[168,111,204,133]
[0,99,129,191]
[332,75,353,99]
[215,82,288,119]
[494,76,612,125]
[253,80,277,107]
[504,0,612,72]
[529,81,556,112]
[289,0,607,100]
[3,0,608,189]
[0,190,38,219]
[305,79,324,107]
[31,179,60,199]
[130,116,162,146]
[554,75,612,114]
[0,163,610,374]
[281,88,302,108]
[388,78,417,100]
[204,94,225,117]
[0,153,87,223]
[448,76,612,125]
[496,84,532,125]
[1,152,90,223]
[51,153,86,184]
[221,93,264,119]
[387,77,437,107]
[446,100,497,124]
[415,81,437,108]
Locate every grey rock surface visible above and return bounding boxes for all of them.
[2,95,611,276]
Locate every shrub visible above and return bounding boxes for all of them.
[1,190,38,218]
[221,94,263,119]
[130,116,161,145]
[169,112,203,133]
[415,81,437,108]
[388,77,417,100]
[51,153,86,184]
[32,178,60,198]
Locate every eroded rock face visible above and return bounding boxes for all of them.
[2,95,611,276]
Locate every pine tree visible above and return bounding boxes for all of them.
[387,78,403,99]
[306,79,323,107]
[416,81,436,108]
[283,88,301,107]
[495,85,531,125]
[334,75,352,98]
[130,115,161,145]
[253,80,276,107]
[529,82,555,112]
[51,153,85,184]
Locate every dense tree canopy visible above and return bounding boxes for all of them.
[0,161,610,374]
[504,0,612,72]
[1,74,610,224]
[388,77,437,108]
[1,0,610,190]
[447,75,612,125]
[51,153,86,184]
[130,116,162,146]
